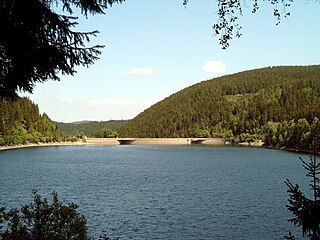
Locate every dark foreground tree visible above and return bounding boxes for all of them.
[0,0,124,98]
[0,191,118,240]
[284,149,320,239]
[0,191,90,240]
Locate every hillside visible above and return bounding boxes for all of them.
[118,66,320,149]
[0,97,65,145]
[55,120,128,137]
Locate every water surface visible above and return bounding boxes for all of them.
[0,145,310,239]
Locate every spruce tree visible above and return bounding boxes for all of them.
[1,0,124,98]
[284,146,320,239]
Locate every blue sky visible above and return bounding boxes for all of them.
[23,0,320,122]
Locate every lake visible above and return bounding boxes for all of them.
[0,145,311,239]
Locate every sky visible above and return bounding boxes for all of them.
[22,0,320,123]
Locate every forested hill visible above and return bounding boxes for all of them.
[0,97,65,145]
[118,66,320,149]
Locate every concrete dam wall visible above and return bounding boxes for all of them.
[85,138,226,146]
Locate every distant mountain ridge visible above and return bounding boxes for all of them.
[118,65,320,139]
[55,120,128,137]
[69,120,92,124]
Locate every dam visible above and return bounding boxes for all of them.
[85,138,226,146]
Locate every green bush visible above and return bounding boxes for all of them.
[191,128,211,138]
[0,191,91,240]
[93,128,118,138]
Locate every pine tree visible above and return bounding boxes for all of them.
[284,146,320,239]
[1,0,124,98]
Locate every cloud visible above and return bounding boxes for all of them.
[88,99,134,108]
[59,98,75,103]
[202,61,227,73]
[121,67,155,75]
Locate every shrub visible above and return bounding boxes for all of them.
[0,191,91,240]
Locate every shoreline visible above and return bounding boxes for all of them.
[265,145,320,156]
[0,141,86,152]
[0,138,227,151]
[3,138,316,155]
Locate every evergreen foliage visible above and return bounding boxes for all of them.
[284,151,320,239]
[119,66,320,151]
[0,97,65,145]
[0,0,124,98]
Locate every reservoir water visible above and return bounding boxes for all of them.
[0,145,310,239]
